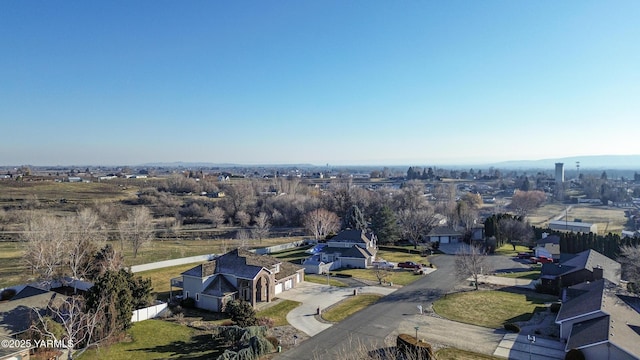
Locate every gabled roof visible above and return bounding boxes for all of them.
[329,229,375,244]
[181,248,300,281]
[340,245,373,259]
[202,275,237,297]
[542,249,620,282]
[428,227,462,236]
[566,315,610,350]
[11,285,50,300]
[0,290,65,337]
[556,280,606,323]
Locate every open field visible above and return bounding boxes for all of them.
[432,290,555,328]
[528,203,627,235]
[0,181,138,203]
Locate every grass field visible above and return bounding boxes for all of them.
[0,181,138,203]
[256,300,301,326]
[494,244,531,257]
[321,294,381,323]
[78,319,223,360]
[304,274,349,287]
[432,290,553,328]
[376,249,429,265]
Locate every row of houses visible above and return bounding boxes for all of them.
[536,246,640,359]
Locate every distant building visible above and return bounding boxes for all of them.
[548,220,597,233]
[555,163,565,184]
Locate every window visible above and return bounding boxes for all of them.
[185,291,189,298]
[195,293,200,302]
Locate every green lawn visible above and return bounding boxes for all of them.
[376,249,429,265]
[321,294,381,323]
[256,300,301,326]
[268,245,314,263]
[435,348,503,360]
[432,290,552,328]
[304,274,349,287]
[79,319,223,360]
[0,241,27,288]
[496,270,541,280]
[494,244,531,257]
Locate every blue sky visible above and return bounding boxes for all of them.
[1,1,639,166]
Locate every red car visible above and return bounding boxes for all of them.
[398,261,422,269]
[530,256,553,264]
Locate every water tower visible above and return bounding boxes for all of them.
[555,163,564,184]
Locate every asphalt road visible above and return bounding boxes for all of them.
[276,253,530,360]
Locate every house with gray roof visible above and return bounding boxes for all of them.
[540,249,620,292]
[555,279,640,359]
[171,248,304,312]
[427,226,463,244]
[302,230,377,273]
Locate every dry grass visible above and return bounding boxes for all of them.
[435,348,503,360]
[321,294,381,323]
[432,290,550,328]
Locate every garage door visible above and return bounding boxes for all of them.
[285,279,293,290]
[440,236,450,244]
[275,283,283,294]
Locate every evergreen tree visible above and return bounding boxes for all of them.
[85,269,135,337]
[226,300,258,327]
[343,204,367,231]
[370,205,400,245]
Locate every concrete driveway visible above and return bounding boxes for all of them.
[275,281,397,336]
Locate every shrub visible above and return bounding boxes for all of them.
[226,300,258,327]
[181,297,196,309]
[257,317,275,328]
[565,348,586,360]
[396,333,433,359]
[249,335,274,356]
[550,302,562,313]
[265,336,280,349]
[0,288,16,301]
[504,323,521,333]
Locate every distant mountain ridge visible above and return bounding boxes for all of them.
[487,155,640,169]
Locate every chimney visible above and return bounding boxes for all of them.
[593,265,603,280]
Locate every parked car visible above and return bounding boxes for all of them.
[372,261,396,269]
[530,256,553,264]
[397,261,422,269]
[516,252,534,259]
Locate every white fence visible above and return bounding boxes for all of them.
[130,254,217,273]
[131,303,168,323]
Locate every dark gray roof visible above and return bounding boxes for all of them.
[340,246,372,259]
[203,275,237,297]
[181,248,301,281]
[543,249,620,282]
[537,235,560,245]
[12,285,49,300]
[428,227,462,236]
[566,315,610,350]
[329,229,375,244]
[556,280,605,322]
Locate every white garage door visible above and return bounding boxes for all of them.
[440,236,450,244]
[275,283,283,294]
[285,279,293,290]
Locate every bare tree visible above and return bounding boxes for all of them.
[455,245,490,291]
[252,212,271,243]
[237,229,251,249]
[373,267,391,285]
[118,207,154,258]
[31,295,105,360]
[509,190,547,217]
[393,180,426,212]
[397,207,439,249]
[22,213,67,282]
[207,207,226,228]
[303,208,340,240]
[235,210,251,227]
[618,245,640,292]
[67,209,106,286]
[222,181,256,217]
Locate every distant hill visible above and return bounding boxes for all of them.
[487,155,640,170]
[139,161,316,168]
